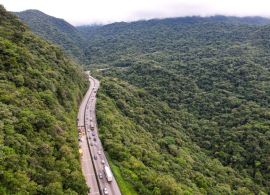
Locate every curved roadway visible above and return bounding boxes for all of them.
[78,72,121,195]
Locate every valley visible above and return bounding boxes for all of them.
[0,5,269,194]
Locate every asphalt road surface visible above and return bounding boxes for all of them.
[78,72,121,195]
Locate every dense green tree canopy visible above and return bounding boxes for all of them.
[85,17,270,194]
[0,6,88,194]
[15,9,87,64]
[12,9,270,194]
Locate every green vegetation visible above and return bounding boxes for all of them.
[15,10,87,64]
[88,17,270,194]
[96,77,268,194]
[109,160,137,195]
[0,6,88,194]
[12,9,270,194]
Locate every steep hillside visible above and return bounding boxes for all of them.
[15,10,87,63]
[95,77,267,194]
[88,17,270,194]
[15,10,270,194]
[0,6,88,194]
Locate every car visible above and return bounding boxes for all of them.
[99,172,103,179]
[101,160,105,164]
[103,188,108,195]
[94,155,97,160]
[93,137,96,141]
[98,150,101,155]
[90,142,93,146]
[88,136,91,139]
[92,132,95,136]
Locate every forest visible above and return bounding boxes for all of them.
[8,8,270,194]
[86,17,270,194]
[15,10,87,64]
[0,6,88,194]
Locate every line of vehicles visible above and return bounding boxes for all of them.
[83,83,116,195]
[88,120,113,184]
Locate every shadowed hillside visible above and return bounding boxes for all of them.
[15,9,87,63]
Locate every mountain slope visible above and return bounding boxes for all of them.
[95,77,267,194]
[15,10,270,194]
[87,17,270,194]
[0,6,88,194]
[81,16,270,66]
[15,9,87,63]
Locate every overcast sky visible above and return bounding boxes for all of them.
[2,0,270,26]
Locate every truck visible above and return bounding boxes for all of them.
[90,121,94,130]
[104,166,113,182]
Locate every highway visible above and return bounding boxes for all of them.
[78,71,121,195]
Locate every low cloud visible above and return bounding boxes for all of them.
[2,0,270,25]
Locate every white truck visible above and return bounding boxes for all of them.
[104,166,113,182]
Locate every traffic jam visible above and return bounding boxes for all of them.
[79,82,114,195]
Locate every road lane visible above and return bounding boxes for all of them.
[80,133,100,194]
[79,72,121,195]
[86,76,121,195]
[78,71,100,195]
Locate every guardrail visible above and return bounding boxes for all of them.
[83,76,102,195]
